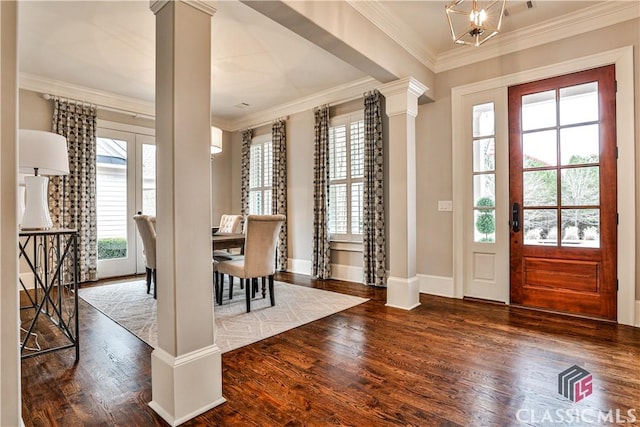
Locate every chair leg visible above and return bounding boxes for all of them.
[146,267,151,294]
[229,276,235,300]
[251,278,257,298]
[245,277,251,313]
[217,275,224,305]
[152,269,157,299]
[214,272,219,304]
[261,277,267,298]
[268,275,275,306]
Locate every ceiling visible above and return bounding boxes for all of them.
[18,1,606,127]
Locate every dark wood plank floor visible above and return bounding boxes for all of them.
[21,272,640,426]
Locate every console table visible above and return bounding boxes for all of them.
[19,229,79,361]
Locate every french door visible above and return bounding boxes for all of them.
[96,128,156,279]
[508,65,617,320]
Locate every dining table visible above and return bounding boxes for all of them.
[212,232,245,252]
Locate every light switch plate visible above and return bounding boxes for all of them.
[438,200,453,211]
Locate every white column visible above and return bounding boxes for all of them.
[149,2,224,425]
[378,77,427,310]
[0,1,22,425]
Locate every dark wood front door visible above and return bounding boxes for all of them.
[508,65,617,320]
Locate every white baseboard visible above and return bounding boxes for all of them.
[418,274,455,298]
[287,258,311,276]
[635,300,640,328]
[331,264,363,283]
[287,258,363,284]
[19,272,34,290]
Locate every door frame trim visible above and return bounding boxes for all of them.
[452,46,636,325]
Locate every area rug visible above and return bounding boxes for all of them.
[78,279,367,353]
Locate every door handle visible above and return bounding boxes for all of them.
[511,202,520,232]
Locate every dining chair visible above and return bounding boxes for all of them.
[133,214,157,299]
[218,214,242,234]
[216,214,285,312]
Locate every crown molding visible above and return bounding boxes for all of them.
[347,0,437,71]
[227,77,380,132]
[19,72,379,133]
[20,72,156,118]
[435,1,640,73]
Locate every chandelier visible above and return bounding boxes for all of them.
[445,0,506,47]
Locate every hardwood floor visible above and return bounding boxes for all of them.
[21,272,640,426]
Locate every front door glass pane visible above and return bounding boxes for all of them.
[561,209,600,248]
[522,90,556,131]
[523,130,557,168]
[523,170,557,206]
[523,209,557,245]
[560,125,599,165]
[561,167,600,206]
[559,82,598,126]
[96,137,128,260]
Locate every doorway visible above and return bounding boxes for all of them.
[452,47,635,325]
[96,126,156,279]
[508,65,617,320]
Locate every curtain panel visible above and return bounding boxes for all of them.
[363,90,387,287]
[240,129,252,228]
[271,119,288,271]
[49,98,98,283]
[311,106,331,279]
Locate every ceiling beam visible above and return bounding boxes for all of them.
[241,0,434,100]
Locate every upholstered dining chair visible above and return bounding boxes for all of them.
[216,214,285,312]
[133,214,157,299]
[218,214,242,234]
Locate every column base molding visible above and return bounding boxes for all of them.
[386,275,420,310]
[149,344,225,426]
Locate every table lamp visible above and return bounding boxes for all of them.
[18,130,69,230]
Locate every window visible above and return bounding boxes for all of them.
[329,113,364,241]
[249,136,272,215]
[472,102,496,243]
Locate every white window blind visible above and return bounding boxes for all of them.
[329,113,364,241]
[249,137,273,215]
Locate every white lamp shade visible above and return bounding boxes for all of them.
[211,126,223,155]
[18,130,69,229]
[19,129,69,176]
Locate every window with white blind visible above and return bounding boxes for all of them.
[249,136,272,215]
[329,113,364,241]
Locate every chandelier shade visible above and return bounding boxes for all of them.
[446,0,506,47]
[211,126,223,155]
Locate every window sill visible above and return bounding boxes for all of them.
[329,241,363,252]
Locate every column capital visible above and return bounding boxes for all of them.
[378,77,428,118]
[150,0,217,16]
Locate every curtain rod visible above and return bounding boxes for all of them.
[41,93,155,121]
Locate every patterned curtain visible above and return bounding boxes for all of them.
[240,129,252,228]
[311,106,331,279]
[49,98,98,283]
[271,119,288,271]
[363,90,386,287]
